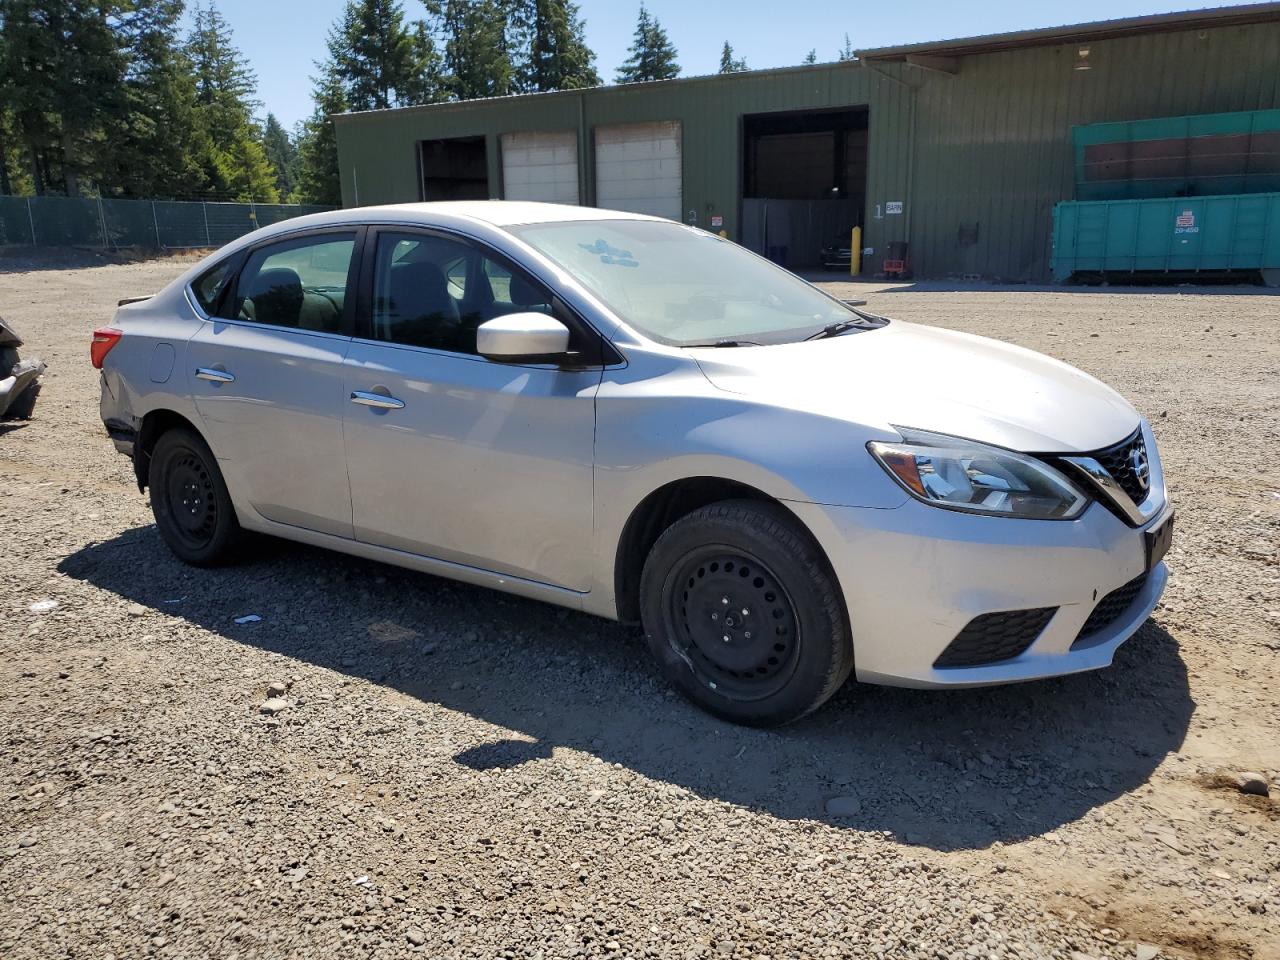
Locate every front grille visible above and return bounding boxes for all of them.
[1073,573,1148,647]
[1094,430,1150,505]
[933,607,1057,668]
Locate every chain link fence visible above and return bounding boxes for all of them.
[0,196,335,250]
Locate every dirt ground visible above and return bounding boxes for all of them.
[1,251,1278,960]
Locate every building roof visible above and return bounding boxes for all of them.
[856,2,1280,61]
[333,3,1280,122]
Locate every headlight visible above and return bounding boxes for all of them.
[868,430,1088,520]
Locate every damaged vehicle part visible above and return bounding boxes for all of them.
[0,316,46,420]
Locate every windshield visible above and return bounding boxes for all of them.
[508,219,872,346]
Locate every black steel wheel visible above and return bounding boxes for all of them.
[640,500,853,726]
[149,426,241,566]
[664,547,801,701]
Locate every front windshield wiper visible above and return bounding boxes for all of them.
[804,320,862,341]
[804,308,886,341]
[683,338,763,348]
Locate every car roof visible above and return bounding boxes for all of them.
[294,201,668,230]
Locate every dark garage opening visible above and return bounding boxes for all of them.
[741,107,868,270]
[419,136,489,201]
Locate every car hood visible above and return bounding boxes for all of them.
[689,320,1139,453]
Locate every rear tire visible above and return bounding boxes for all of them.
[148,427,241,566]
[639,500,853,726]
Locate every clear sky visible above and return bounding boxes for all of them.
[193,0,1250,130]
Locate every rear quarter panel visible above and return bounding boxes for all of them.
[99,292,206,444]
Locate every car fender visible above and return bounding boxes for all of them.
[588,361,909,617]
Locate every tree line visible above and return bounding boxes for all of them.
[0,0,853,205]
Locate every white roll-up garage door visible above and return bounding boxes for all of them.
[594,121,682,220]
[500,130,580,204]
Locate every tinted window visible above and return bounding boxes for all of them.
[232,233,356,332]
[191,259,233,314]
[370,232,553,354]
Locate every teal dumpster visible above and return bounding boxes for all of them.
[1051,192,1280,284]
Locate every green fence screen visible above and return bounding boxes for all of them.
[0,196,334,249]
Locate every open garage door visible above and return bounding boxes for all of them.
[741,107,867,270]
[501,130,579,204]
[594,121,682,220]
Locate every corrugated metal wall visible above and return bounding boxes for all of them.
[335,20,1280,280]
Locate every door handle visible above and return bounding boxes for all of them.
[196,367,235,383]
[350,390,405,410]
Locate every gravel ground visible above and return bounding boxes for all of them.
[1,251,1278,960]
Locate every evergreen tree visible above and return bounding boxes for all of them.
[0,0,127,196]
[295,64,348,205]
[615,4,678,84]
[436,0,514,100]
[329,0,443,110]
[837,33,854,61]
[262,113,298,200]
[803,48,817,64]
[510,0,598,92]
[105,0,209,198]
[185,3,278,201]
[718,41,746,74]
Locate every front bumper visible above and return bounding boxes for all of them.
[787,492,1171,689]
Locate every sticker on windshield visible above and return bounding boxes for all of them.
[578,238,639,267]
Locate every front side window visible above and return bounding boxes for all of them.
[369,232,553,354]
[509,219,866,346]
[231,233,356,332]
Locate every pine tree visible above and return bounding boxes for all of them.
[718,41,746,74]
[510,0,598,92]
[262,113,299,200]
[295,64,348,205]
[105,0,209,198]
[185,3,279,201]
[436,0,514,100]
[837,33,854,61]
[615,4,678,84]
[0,0,127,196]
[329,0,443,110]
[803,48,817,64]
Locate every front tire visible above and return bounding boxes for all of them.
[639,500,853,726]
[148,427,241,566]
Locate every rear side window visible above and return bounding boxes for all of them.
[232,233,357,332]
[191,260,232,314]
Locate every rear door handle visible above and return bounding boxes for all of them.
[350,390,405,410]
[195,367,235,383]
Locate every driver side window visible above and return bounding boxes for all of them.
[369,232,554,355]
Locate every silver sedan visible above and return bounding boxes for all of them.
[94,202,1172,725]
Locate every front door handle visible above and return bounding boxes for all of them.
[350,390,405,410]
[196,367,235,384]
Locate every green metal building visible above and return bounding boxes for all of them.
[334,3,1280,281]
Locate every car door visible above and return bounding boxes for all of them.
[342,227,603,591]
[188,228,361,539]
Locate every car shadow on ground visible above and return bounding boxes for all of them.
[60,525,1194,852]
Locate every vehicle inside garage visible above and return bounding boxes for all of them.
[741,107,868,271]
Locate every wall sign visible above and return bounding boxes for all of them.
[886,201,904,215]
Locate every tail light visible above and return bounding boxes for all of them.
[91,327,123,369]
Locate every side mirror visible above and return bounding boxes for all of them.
[476,312,571,363]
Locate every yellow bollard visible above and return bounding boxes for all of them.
[718,229,728,238]
[850,226,862,276]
